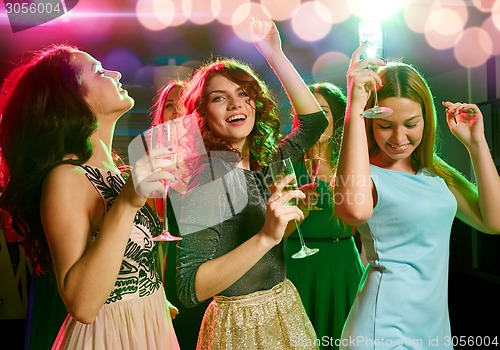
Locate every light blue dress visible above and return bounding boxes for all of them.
[340,165,457,350]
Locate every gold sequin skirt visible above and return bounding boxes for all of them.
[196,278,318,350]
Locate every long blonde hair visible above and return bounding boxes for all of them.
[366,62,476,195]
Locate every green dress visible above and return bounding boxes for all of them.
[24,272,67,350]
[285,161,365,350]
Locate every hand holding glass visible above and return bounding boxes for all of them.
[269,158,319,259]
[146,122,182,241]
[358,19,393,119]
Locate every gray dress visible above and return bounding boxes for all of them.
[176,112,327,349]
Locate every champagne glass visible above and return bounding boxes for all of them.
[304,142,324,211]
[359,19,393,119]
[145,121,182,241]
[269,158,319,259]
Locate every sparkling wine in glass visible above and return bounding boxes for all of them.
[304,142,324,211]
[269,158,319,259]
[146,121,182,242]
[359,19,393,119]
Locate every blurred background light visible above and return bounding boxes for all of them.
[136,0,173,31]
[259,0,300,22]
[102,48,143,85]
[481,16,500,55]
[312,51,350,85]
[453,26,493,68]
[216,0,250,26]
[291,2,332,42]
[231,3,271,43]
[186,0,218,26]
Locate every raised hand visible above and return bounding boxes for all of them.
[442,101,485,147]
[249,17,282,58]
[347,43,386,113]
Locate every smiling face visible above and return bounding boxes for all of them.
[71,50,134,119]
[204,74,256,151]
[370,96,424,170]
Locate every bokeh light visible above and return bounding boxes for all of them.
[471,0,495,13]
[312,51,350,86]
[187,0,219,25]
[454,26,493,68]
[136,0,172,31]
[216,0,250,26]
[424,9,464,50]
[102,49,143,85]
[493,0,500,30]
[427,0,468,35]
[481,16,500,55]
[403,1,433,33]
[351,0,402,21]
[166,0,190,27]
[137,0,190,30]
[134,64,155,86]
[315,0,351,24]
[231,3,272,43]
[260,0,300,22]
[291,2,332,42]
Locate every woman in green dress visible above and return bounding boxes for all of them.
[286,82,365,350]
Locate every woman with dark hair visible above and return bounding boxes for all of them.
[286,82,365,349]
[175,19,328,349]
[335,44,500,349]
[0,45,180,349]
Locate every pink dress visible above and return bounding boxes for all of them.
[52,165,179,350]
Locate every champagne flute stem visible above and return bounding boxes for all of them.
[294,220,307,249]
[162,182,170,233]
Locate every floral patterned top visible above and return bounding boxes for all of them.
[81,165,163,303]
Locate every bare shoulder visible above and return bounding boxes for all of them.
[44,163,86,181]
[41,163,103,235]
[42,164,95,201]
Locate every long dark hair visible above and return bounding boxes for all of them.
[0,44,98,274]
[181,58,281,169]
[307,82,346,170]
